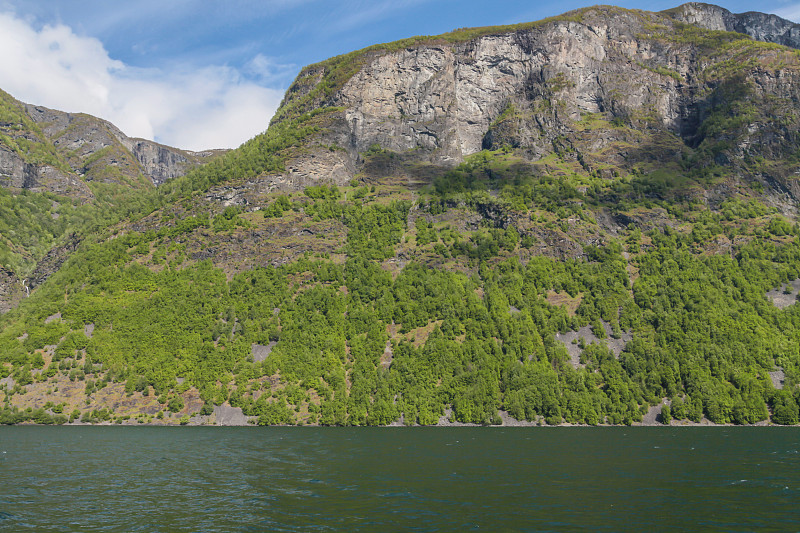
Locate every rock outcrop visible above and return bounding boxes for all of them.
[0,266,24,314]
[0,143,91,198]
[26,233,81,291]
[119,138,225,186]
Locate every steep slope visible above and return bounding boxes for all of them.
[1,3,800,427]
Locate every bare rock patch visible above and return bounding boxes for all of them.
[769,368,786,389]
[251,341,277,363]
[766,279,800,309]
[380,340,393,369]
[214,404,251,426]
[554,321,632,368]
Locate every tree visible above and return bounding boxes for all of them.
[660,404,672,425]
[167,396,184,413]
[772,391,799,425]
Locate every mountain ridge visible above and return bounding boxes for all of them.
[0,88,224,198]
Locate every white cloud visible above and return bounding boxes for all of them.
[0,10,285,150]
[244,54,298,85]
[773,3,800,22]
[328,0,433,34]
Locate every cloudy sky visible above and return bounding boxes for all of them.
[0,0,795,151]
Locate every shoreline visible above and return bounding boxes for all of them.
[1,397,782,428]
[3,418,781,428]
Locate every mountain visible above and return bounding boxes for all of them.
[200,2,800,215]
[0,89,223,194]
[665,2,800,47]
[1,3,800,427]
[0,89,225,311]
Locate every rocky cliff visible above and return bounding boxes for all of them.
[237,3,800,214]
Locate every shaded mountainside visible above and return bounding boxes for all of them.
[2,3,800,427]
[0,90,226,308]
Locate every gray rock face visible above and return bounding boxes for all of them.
[0,266,24,314]
[120,138,194,186]
[666,2,733,31]
[236,2,800,223]
[268,4,800,194]
[213,405,250,426]
[292,13,672,171]
[0,144,28,188]
[251,341,277,362]
[26,234,81,290]
[667,2,800,49]
[336,39,540,163]
[0,142,91,198]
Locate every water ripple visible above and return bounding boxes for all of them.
[0,427,798,531]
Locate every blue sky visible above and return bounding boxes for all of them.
[0,0,795,150]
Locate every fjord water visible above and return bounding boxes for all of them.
[0,427,797,532]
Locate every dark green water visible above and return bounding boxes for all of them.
[0,427,798,532]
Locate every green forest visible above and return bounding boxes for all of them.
[1,157,799,425]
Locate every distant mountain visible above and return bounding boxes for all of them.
[0,89,224,198]
[665,2,800,48]
[0,90,226,310]
[1,3,800,427]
